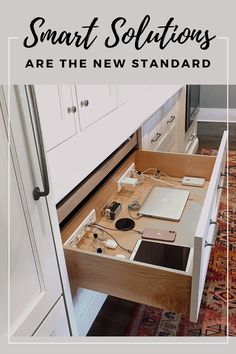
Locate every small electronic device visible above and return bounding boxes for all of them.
[115,218,135,231]
[182,176,205,187]
[142,228,176,242]
[104,239,118,249]
[104,201,122,220]
[130,239,193,272]
[122,177,138,187]
[138,187,190,221]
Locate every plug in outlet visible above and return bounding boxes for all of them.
[117,163,136,192]
[64,209,96,247]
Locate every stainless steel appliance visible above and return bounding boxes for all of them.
[185,85,200,132]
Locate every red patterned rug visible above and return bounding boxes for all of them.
[126,150,236,336]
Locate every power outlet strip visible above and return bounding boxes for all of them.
[64,209,96,247]
[117,163,136,192]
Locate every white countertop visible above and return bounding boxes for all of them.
[103,84,183,144]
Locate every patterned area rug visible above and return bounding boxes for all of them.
[126,150,236,336]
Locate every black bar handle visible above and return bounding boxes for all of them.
[151,132,162,143]
[29,86,50,201]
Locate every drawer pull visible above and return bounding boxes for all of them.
[151,132,162,143]
[189,134,195,142]
[205,220,218,247]
[218,171,227,189]
[67,106,77,114]
[81,99,89,107]
[167,115,175,124]
[217,185,227,190]
[29,86,50,201]
[220,172,227,177]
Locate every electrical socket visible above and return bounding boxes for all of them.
[117,163,136,192]
[64,209,96,247]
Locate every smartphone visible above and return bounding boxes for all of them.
[142,228,176,242]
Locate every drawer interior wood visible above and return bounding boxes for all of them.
[72,176,209,256]
[61,151,215,243]
[135,150,215,180]
[62,149,217,314]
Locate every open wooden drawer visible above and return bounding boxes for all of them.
[62,131,227,323]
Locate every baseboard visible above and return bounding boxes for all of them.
[197,108,236,123]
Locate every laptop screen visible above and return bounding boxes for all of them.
[138,187,190,221]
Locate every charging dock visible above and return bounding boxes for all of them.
[117,163,136,192]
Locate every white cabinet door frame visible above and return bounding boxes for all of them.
[33,297,70,337]
[76,85,118,130]
[1,86,76,336]
[34,85,78,152]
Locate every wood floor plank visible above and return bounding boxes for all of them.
[198,122,236,149]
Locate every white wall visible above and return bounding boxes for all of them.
[200,85,236,109]
[198,85,236,123]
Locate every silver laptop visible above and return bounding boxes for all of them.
[138,187,190,221]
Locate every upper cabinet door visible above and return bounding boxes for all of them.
[76,85,118,130]
[1,87,63,336]
[34,85,78,152]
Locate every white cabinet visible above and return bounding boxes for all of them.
[0,87,72,337]
[72,288,107,336]
[141,109,164,150]
[34,85,183,203]
[34,85,78,151]
[156,126,176,152]
[76,85,118,130]
[185,120,199,154]
[161,93,178,133]
[141,92,179,152]
[34,297,70,337]
[37,85,137,203]
[190,132,227,320]
[117,85,142,106]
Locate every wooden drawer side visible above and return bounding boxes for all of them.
[61,152,137,244]
[65,249,191,315]
[190,131,228,322]
[135,150,215,180]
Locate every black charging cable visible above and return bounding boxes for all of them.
[93,222,143,235]
[90,225,133,253]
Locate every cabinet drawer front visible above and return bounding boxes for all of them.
[73,289,107,336]
[141,92,179,152]
[162,93,178,132]
[148,120,164,151]
[155,125,176,152]
[190,131,227,322]
[65,249,191,315]
[142,110,163,150]
[185,121,198,153]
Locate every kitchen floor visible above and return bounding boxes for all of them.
[198,122,236,149]
[87,122,235,337]
[87,296,136,336]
